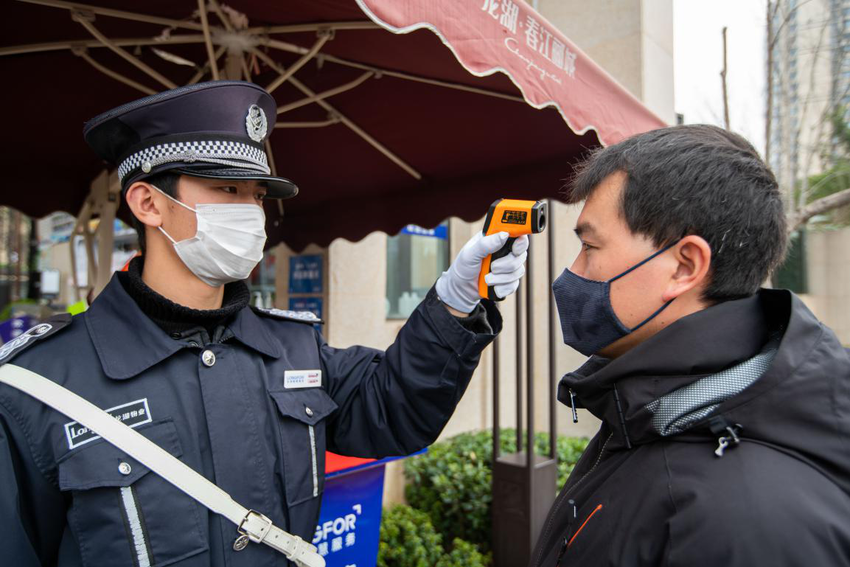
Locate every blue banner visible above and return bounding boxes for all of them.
[314,465,385,567]
[0,316,36,344]
[289,255,324,294]
[289,297,324,330]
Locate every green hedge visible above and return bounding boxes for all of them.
[378,505,488,567]
[403,429,589,555]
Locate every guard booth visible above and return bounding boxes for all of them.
[0,0,664,560]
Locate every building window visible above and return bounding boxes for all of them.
[248,253,276,309]
[386,223,450,319]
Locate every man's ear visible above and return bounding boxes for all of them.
[662,235,712,302]
[125,182,164,229]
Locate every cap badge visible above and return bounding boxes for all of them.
[246,104,268,143]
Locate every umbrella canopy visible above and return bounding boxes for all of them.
[0,0,664,251]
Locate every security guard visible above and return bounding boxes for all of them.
[0,81,529,566]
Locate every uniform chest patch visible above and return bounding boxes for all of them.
[284,370,322,389]
[64,398,151,450]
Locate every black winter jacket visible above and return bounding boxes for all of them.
[530,289,850,567]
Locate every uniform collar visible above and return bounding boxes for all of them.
[226,306,283,359]
[86,275,281,380]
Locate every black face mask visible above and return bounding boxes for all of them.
[551,242,678,356]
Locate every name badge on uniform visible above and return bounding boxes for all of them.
[65,398,152,450]
[284,370,322,389]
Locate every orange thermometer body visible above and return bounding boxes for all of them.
[478,199,548,301]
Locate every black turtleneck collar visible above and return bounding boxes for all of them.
[116,256,250,337]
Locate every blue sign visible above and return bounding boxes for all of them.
[289,297,323,330]
[400,224,448,239]
[0,316,36,343]
[289,255,323,294]
[314,464,385,567]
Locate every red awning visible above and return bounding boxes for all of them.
[0,0,664,251]
[357,0,662,147]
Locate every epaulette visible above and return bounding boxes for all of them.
[251,306,324,325]
[0,313,73,365]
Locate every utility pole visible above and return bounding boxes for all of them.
[766,1,775,165]
[26,218,39,300]
[13,211,22,302]
[721,26,730,130]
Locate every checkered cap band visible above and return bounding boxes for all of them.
[645,344,779,436]
[117,140,269,182]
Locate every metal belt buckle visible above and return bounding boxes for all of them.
[238,509,273,544]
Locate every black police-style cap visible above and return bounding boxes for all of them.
[83,80,298,199]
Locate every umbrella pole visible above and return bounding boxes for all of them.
[93,173,120,297]
[69,170,120,303]
[196,0,220,80]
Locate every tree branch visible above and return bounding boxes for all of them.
[787,186,850,233]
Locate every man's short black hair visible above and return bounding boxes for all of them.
[127,172,180,255]
[569,124,787,303]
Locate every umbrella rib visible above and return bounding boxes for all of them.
[196,0,219,80]
[207,0,234,32]
[275,117,341,129]
[265,34,331,94]
[245,22,381,35]
[276,72,374,115]
[263,38,525,103]
[187,45,227,85]
[72,48,157,95]
[0,36,207,57]
[253,48,422,181]
[16,0,205,31]
[72,12,178,89]
[240,55,252,81]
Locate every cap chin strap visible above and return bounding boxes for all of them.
[0,364,325,567]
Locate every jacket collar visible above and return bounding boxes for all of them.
[226,306,283,359]
[85,275,281,380]
[559,291,777,449]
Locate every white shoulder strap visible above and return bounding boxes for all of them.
[0,363,324,567]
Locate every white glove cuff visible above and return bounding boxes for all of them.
[435,271,480,314]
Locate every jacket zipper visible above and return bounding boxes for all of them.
[532,432,613,567]
[308,425,318,497]
[555,499,577,567]
[556,504,604,565]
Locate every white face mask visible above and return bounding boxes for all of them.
[153,185,267,287]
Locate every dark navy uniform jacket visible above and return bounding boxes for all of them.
[0,275,501,567]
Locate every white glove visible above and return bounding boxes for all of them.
[436,231,529,313]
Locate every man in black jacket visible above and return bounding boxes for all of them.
[532,124,850,567]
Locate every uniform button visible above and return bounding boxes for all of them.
[118,462,132,475]
[202,350,216,367]
[305,407,314,417]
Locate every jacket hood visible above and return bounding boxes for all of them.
[559,288,850,494]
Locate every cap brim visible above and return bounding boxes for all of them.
[175,167,299,199]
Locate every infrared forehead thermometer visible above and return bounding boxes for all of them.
[478,199,547,301]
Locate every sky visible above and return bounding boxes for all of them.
[673,0,767,154]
